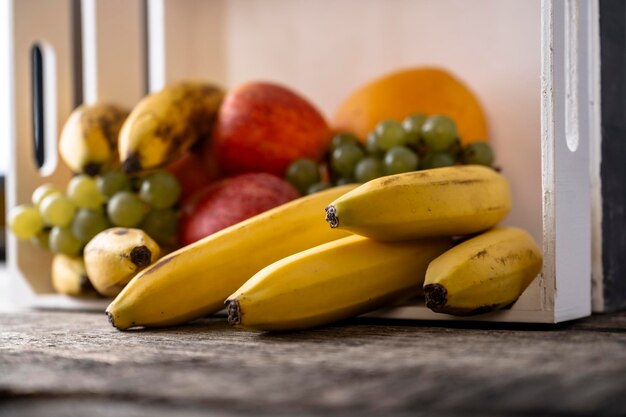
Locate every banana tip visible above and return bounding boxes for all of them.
[130,245,152,269]
[226,299,241,326]
[324,205,338,228]
[122,154,142,174]
[105,310,116,328]
[424,283,447,310]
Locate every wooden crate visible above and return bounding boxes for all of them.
[6,0,612,320]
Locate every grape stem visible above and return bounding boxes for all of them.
[324,205,339,228]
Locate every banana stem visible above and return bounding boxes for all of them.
[226,300,241,326]
[324,205,338,228]
[424,283,447,309]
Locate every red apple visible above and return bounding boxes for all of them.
[213,82,331,177]
[165,151,218,203]
[180,172,299,245]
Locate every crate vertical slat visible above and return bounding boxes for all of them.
[8,0,76,301]
[146,0,228,92]
[80,0,146,107]
[544,0,592,321]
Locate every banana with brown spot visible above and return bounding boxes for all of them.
[84,228,160,297]
[59,103,129,175]
[118,81,224,173]
[423,226,543,316]
[325,165,512,241]
[51,254,100,298]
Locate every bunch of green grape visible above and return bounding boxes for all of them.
[7,170,182,256]
[285,113,495,195]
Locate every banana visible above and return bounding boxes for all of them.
[59,103,129,175]
[105,184,358,330]
[84,228,160,297]
[226,235,453,331]
[118,81,224,173]
[423,227,542,315]
[51,254,100,297]
[324,165,512,241]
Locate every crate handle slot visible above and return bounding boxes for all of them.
[31,42,59,177]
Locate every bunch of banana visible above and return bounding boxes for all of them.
[51,254,100,298]
[59,103,129,175]
[324,165,511,241]
[105,184,357,330]
[84,228,160,297]
[118,81,224,173]
[423,227,542,315]
[226,235,452,331]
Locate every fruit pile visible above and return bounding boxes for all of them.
[285,114,495,195]
[6,66,542,332]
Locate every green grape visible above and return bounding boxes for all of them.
[107,191,147,227]
[421,152,456,170]
[334,177,355,186]
[374,120,407,151]
[32,228,51,250]
[31,183,61,207]
[49,226,83,256]
[365,132,385,157]
[330,133,359,151]
[463,142,495,166]
[285,159,321,195]
[383,146,419,175]
[8,205,44,239]
[421,115,458,152]
[72,208,110,243]
[141,208,179,247]
[354,157,385,183]
[330,143,365,178]
[139,171,181,209]
[67,175,106,210]
[307,182,332,195]
[97,170,131,198]
[402,113,427,147]
[39,194,77,227]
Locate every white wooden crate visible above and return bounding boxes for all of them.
[5,0,600,322]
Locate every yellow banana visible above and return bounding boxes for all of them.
[423,226,542,315]
[59,103,129,175]
[118,81,224,173]
[226,235,453,331]
[84,228,160,297]
[106,184,358,330]
[324,165,512,241]
[51,254,100,297]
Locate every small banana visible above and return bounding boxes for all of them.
[226,235,453,332]
[423,227,543,315]
[51,254,100,297]
[118,81,224,173]
[59,103,129,175]
[106,184,358,330]
[83,228,160,297]
[324,165,512,241]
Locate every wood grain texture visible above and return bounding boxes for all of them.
[1,310,625,417]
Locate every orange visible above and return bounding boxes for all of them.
[332,67,488,144]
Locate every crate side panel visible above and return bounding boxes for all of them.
[8,0,75,295]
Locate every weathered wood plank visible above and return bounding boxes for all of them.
[1,311,625,417]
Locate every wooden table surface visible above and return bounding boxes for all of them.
[1,309,625,417]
